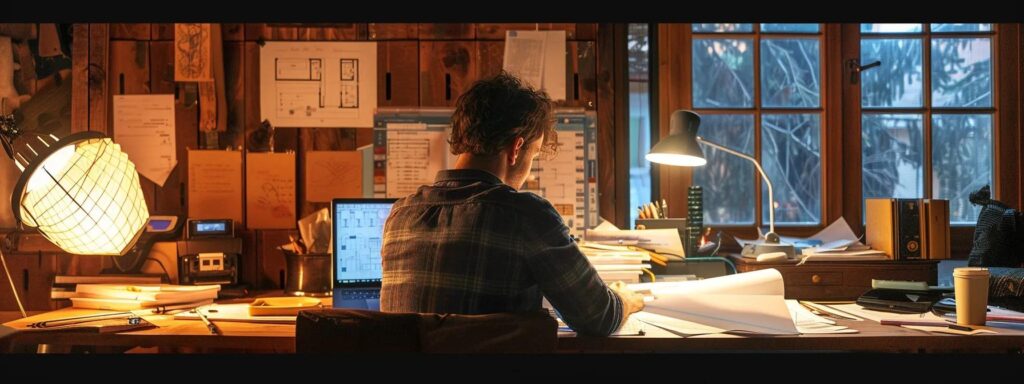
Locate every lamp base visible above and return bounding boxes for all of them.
[740,242,796,259]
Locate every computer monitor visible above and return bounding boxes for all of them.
[331,198,396,290]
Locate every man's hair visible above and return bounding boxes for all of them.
[448,71,557,157]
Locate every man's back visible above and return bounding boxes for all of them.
[380,169,624,335]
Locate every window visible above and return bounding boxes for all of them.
[859,23,994,224]
[690,23,823,226]
[628,24,653,227]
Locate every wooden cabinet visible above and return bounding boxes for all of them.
[729,255,939,300]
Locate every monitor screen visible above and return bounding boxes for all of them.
[333,200,395,285]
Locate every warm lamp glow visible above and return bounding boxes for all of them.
[645,153,707,167]
[13,135,149,255]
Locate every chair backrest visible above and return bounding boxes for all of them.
[295,309,558,353]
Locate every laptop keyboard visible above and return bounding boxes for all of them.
[341,290,380,300]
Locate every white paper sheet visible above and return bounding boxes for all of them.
[503,30,566,100]
[113,94,177,186]
[585,228,685,257]
[260,42,377,128]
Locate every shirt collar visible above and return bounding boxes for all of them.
[435,169,504,185]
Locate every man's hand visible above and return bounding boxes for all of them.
[608,281,645,315]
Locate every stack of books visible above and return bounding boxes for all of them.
[68,284,221,311]
[51,274,164,300]
[799,239,888,262]
[578,242,652,284]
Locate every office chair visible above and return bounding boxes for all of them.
[295,309,558,353]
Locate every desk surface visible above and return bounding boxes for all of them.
[5,300,1024,353]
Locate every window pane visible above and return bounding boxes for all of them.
[862,114,924,218]
[932,114,992,224]
[693,114,755,224]
[761,39,821,108]
[931,38,992,108]
[861,39,923,108]
[931,24,992,33]
[693,38,754,108]
[628,24,651,227]
[762,114,821,225]
[861,24,922,33]
[760,24,819,33]
[693,24,753,33]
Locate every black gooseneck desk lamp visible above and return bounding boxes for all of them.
[645,110,795,259]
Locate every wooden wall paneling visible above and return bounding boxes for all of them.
[298,128,357,217]
[476,23,576,40]
[149,41,196,216]
[152,24,174,40]
[419,24,475,40]
[244,23,263,41]
[71,24,89,133]
[476,41,504,80]
[223,23,244,41]
[110,23,151,40]
[378,41,419,107]
[257,229,297,289]
[597,24,628,228]
[108,40,157,211]
[561,41,597,109]
[368,23,418,40]
[656,24,692,220]
[0,252,56,310]
[419,41,478,107]
[264,25,299,41]
[243,42,261,150]
[219,42,246,150]
[575,24,598,41]
[87,23,109,134]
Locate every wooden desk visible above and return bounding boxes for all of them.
[728,255,939,300]
[5,304,1024,353]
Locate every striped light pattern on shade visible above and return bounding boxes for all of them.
[16,137,149,255]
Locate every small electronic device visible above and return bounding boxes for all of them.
[178,219,240,285]
[866,198,949,260]
[856,288,943,314]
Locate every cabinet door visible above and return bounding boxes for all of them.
[378,41,419,107]
[419,41,478,107]
[562,41,597,108]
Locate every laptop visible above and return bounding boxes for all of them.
[332,198,396,311]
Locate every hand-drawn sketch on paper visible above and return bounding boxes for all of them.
[246,152,296,229]
[174,23,213,82]
[305,150,362,202]
[260,42,377,128]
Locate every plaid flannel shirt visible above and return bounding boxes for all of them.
[380,169,624,336]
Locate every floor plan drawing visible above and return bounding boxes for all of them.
[261,42,376,128]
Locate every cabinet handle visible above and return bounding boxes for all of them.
[812,274,822,284]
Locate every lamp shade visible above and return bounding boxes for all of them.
[645,110,706,167]
[9,131,149,256]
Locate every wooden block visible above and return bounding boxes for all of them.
[368,23,418,40]
[377,41,419,107]
[418,23,475,40]
[70,24,89,133]
[419,41,478,107]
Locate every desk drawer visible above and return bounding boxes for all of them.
[784,271,843,286]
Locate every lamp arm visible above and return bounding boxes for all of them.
[696,137,775,236]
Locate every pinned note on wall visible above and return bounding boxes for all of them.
[187,150,243,225]
[305,150,362,203]
[246,152,297,229]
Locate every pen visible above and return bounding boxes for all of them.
[879,319,973,331]
[194,308,221,335]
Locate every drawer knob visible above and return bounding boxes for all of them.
[812,274,822,284]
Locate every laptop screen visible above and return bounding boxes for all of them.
[332,199,396,288]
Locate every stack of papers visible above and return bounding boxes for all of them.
[578,242,651,284]
[69,284,220,311]
[626,269,855,336]
[735,218,889,263]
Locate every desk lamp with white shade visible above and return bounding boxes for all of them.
[646,109,795,259]
[1,112,149,317]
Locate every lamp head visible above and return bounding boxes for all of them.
[645,110,706,167]
[3,129,149,256]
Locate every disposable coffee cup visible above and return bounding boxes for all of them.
[953,267,989,326]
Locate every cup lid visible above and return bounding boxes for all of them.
[953,267,989,276]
